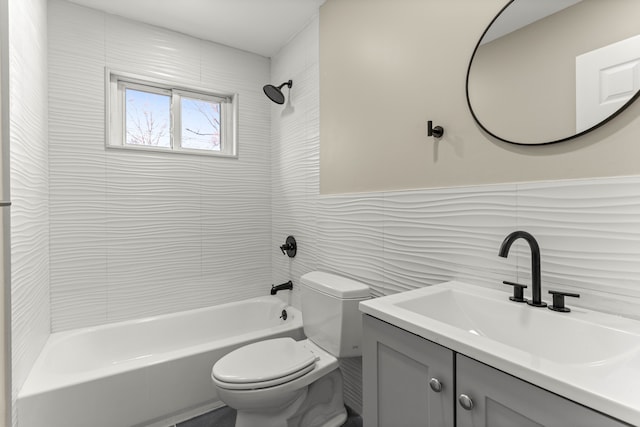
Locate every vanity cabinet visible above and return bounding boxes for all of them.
[362,315,629,427]
[456,354,627,427]
[362,314,454,427]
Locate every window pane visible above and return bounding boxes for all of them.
[125,88,171,148]
[181,96,221,151]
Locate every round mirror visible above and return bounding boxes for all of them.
[466,0,640,145]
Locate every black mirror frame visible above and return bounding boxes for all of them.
[465,0,640,146]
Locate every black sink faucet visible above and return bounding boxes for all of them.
[499,231,547,307]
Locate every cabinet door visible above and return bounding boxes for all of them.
[362,315,455,427]
[456,354,630,427]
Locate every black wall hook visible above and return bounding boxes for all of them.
[428,120,444,138]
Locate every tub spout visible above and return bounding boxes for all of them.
[271,281,293,295]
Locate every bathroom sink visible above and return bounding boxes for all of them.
[360,281,640,366]
[393,285,638,365]
[359,280,640,425]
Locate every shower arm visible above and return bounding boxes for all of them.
[277,80,293,90]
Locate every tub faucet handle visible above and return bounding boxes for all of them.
[279,235,297,258]
[279,243,292,254]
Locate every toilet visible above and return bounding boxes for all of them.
[211,271,370,427]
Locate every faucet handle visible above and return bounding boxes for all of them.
[279,235,297,258]
[502,280,528,303]
[548,290,580,313]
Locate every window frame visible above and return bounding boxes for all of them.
[106,69,239,158]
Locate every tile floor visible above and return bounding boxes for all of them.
[175,405,363,427]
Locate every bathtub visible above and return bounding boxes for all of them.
[17,296,304,427]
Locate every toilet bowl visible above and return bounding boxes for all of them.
[212,338,346,427]
[211,271,370,427]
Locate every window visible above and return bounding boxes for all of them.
[107,70,238,157]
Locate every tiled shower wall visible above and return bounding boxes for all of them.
[47,0,272,331]
[8,0,50,421]
[271,16,640,414]
[270,17,321,305]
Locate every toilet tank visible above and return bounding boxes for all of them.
[300,271,370,358]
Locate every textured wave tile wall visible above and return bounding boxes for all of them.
[316,177,640,319]
[315,186,519,296]
[312,176,640,412]
[48,0,108,331]
[48,0,272,330]
[381,186,518,293]
[316,194,386,294]
[9,0,50,422]
[515,177,640,318]
[270,18,322,308]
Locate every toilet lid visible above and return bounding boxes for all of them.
[213,361,316,390]
[212,338,317,386]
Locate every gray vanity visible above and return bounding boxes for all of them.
[359,281,640,427]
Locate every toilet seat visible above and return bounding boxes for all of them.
[212,337,318,390]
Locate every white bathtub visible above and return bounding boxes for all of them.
[17,296,304,427]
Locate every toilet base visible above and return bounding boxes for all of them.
[234,369,347,427]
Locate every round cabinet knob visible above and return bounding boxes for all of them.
[458,394,474,411]
[429,378,443,392]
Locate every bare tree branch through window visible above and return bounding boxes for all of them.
[182,97,221,151]
[125,89,170,147]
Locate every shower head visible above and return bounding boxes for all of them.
[263,80,292,104]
